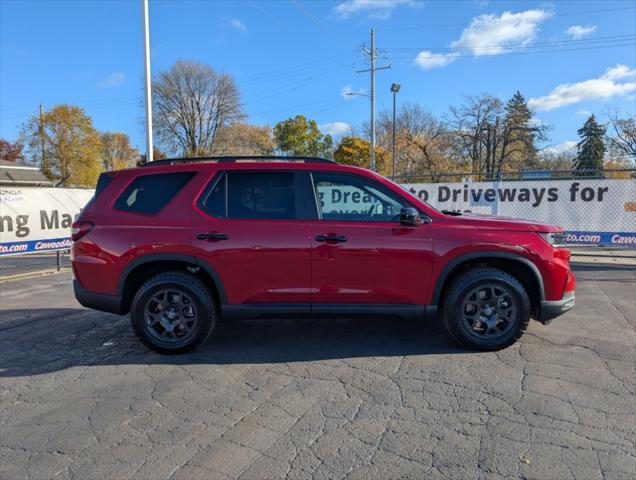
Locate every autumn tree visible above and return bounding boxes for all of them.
[212,124,275,156]
[273,115,333,158]
[21,105,102,186]
[100,132,139,170]
[0,138,23,162]
[139,147,167,165]
[333,136,390,176]
[152,60,245,156]
[376,102,459,179]
[574,115,606,174]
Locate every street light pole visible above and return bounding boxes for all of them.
[390,83,400,179]
[142,0,154,164]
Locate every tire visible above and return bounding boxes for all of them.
[130,271,216,354]
[441,268,530,351]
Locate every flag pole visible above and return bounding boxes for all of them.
[142,0,154,163]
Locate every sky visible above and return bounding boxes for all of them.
[1,0,635,156]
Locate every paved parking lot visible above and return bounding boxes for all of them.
[1,263,634,480]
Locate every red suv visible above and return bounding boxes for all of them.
[72,157,575,354]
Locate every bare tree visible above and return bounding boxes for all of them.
[152,60,245,156]
[606,112,636,161]
[448,93,548,178]
[448,94,503,176]
[212,124,275,156]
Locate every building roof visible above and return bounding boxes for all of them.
[0,160,54,186]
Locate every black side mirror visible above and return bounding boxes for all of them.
[400,207,422,226]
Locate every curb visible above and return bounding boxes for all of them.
[0,267,71,284]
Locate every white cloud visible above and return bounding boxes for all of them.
[576,109,592,116]
[528,64,636,111]
[341,85,366,100]
[451,9,553,56]
[333,0,417,20]
[320,122,352,137]
[414,51,458,70]
[565,25,596,39]
[546,141,577,155]
[224,17,247,32]
[413,8,552,70]
[96,72,125,88]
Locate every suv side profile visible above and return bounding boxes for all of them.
[72,156,575,354]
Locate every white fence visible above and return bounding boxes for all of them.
[1,177,635,256]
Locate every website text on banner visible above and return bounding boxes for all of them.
[0,188,93,256]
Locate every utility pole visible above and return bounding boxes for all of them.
[357,29,390,172]
[38,104,47,175]
[142,0,154,163]
[390,83,401,179]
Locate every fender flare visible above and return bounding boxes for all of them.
[118,253,227,304]
[431,251,545,305]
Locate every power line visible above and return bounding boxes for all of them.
[377,5,636,32]
[385,34,636,52]
[388,42,636,61]
[289,0,340,42]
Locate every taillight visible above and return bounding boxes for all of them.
[71,221,94,242]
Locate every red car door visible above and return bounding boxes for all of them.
[190,169,312,307]
[307,171,435,307]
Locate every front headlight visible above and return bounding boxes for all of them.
[537,232,567,247]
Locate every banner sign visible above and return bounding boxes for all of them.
[0,187,93,256]
[1,179,634,255]
[320,178,635,247]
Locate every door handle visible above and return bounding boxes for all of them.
[315,234,347,243]
[196,232,229,241]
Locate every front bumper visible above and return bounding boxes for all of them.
[539,291,575,324]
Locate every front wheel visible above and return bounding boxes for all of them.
[130,272,216,354]
[442,268,530,350]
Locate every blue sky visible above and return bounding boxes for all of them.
[1,0,635,155]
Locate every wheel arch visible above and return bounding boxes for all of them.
[118,254,227,313]
[432,251,545,314]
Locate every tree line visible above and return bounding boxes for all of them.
[1,59,634,187]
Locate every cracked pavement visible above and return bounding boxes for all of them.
[0,263,634,479]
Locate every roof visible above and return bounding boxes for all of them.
[0,161,54,186]
[141,155,336,167]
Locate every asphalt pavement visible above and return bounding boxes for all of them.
[0,263,634,479]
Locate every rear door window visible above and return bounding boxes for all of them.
[115,172,195,214]
[198,171,302,220]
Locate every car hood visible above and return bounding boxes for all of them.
[442,212,561,232]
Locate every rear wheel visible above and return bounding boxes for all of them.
[130,272,216,354]
[442,268,530,350]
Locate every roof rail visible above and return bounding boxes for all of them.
[142,155,336,167]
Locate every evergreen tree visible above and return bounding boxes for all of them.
[574,115,606,174]
[503,91,538,169]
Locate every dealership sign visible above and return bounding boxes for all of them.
[0,187,93,255]
[1,178,634,255]
[401,179,635,246]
